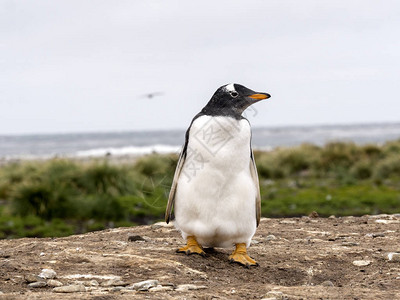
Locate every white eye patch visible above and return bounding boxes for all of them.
[224,83,235,92]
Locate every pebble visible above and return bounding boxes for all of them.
[28,281,47,288]
[175,284,207,292]
[151,222,174,229]
[352,260,371,267]
[89,280,99,286]
[25,274,43,283]
[39,268,57,279]
[264,291,284,300]
[128,235,145,242]
[342,242,359,247]
[365,233,385,238]
[375,219,400,224]
[309,211,319,218]
[61,274,122,281]
[128,280,159,291]
[53,284,86,293]
[101,279,128,287]
[108,286,121,292]
[149,285,174,292]
[321,280,335,287]
[266,235,277,241]
[387,252,400,262]
[47,280,63,287]
[280,220,296,224]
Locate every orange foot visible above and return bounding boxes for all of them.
[177,236,206,257]
[229,243,258,268]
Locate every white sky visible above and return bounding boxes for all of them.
[1,0,400,135]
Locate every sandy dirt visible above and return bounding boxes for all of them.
[0,214,400,299]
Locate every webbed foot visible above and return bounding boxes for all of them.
[177,236,206,257]
[229,243,258,268]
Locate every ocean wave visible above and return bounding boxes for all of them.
[74,144,182,158]
[1,123,399,160]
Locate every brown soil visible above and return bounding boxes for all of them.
[1,214,400,299]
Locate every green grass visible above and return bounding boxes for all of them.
[261,182,400,217]
[0,140,399,238]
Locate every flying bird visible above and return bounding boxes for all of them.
[140,92,164,99]
[165,83,271,267]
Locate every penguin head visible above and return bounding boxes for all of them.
[202,83,271,119]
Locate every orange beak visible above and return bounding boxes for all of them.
[248,93,271,100]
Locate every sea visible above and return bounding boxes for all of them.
[0,123,399,160]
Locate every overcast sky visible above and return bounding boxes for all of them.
[1,0,399,135]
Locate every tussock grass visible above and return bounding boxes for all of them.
[0,139,399,238]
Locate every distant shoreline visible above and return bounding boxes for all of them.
[1,122,399,162]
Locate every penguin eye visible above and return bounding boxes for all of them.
[230,91,239,98]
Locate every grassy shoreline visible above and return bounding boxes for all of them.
[1,140,399,238]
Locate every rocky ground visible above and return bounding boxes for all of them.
[0,214,400,299]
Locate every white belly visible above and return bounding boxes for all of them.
[174,115,257,248]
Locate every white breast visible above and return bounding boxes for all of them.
[174,115,257,248]
[189,115,250,168]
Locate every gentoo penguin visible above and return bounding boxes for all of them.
[165,83,271,267]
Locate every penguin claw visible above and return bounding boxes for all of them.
[176,236,206,257]
[228,243,258,267]
[176,246,206,257]
[228,253,258,267]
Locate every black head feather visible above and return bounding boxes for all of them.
[200,84,270,119]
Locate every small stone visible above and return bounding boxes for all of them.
[375,219,399,224]
[365,233,385,238]
[265,291,284,300]
[39,252,45,256]
[266,234,277,241]
[151,222,174,229]
[352,260,371,267]
[128,235,145,242]
[308,211,319,218]
[175,284,207,292]
[25,274,43,283]
[61,274,122,281]
[321,280,334,287]
[342,242,359,247]
[128,280,159,291]
[39,268,57,279]
[149,285,174,292]
[280,220,296,224]
[89,280,99,286]
[28,281,47,288]
[53,284,86,293]
[329,215,336,219]
[47,260,57,264]
[160,282,175,287]
[47,280,63,287]
[71,280,87,286]
[101,279,128,287]
[373,233,385,238]
[387,252,400,262]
